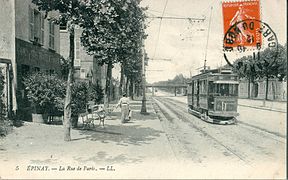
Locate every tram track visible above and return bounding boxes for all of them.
[161,96,286,141]
[152,100,200,163]
[152,96,286,165]
[153,97,248,163]
[161,97,286,147]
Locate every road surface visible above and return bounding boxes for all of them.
[150,91,286,178]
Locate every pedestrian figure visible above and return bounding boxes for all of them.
[116,93,130,123]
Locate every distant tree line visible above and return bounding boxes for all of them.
[153,74,189,94]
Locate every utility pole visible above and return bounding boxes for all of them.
[140,48,147,114]
[203,6,213,72]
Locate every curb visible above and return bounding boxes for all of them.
[238,104,286,113]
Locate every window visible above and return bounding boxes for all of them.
[200,80,207,94]
[76,40,80,59]
[208,81,214,93]
[74,38,81,66]
[193,82,197,95]
[214,84,238,96]
[40,14,44,44]
[60,20,67,30]
[29,6,34,41]
[49,21,55,49]
[29,6,44,45]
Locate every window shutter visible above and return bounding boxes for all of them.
[29,5,34,41]
[49,21,55,49]
[40,14,44,45]
[74,37,81,66]
[52,23,55,49]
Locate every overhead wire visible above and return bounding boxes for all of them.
[147,9,183,18]
[152,0,169,59]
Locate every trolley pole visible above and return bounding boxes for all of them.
[140,48,147,114]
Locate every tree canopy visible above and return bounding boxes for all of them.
[233,44,287,81]
[80,0,146,66]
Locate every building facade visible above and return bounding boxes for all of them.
[15,0,61,83]
[60,26,107,87]
[0,0,61,117]
[238,78,287,101]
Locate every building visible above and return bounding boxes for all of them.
[0,0,61,117]
[60,26,106,85]
[238,78,287,101]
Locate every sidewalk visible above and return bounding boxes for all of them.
[0,99,179,179]
[238,98,287,113]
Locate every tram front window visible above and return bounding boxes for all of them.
[215,84,238,96]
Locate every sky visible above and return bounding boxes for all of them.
[140,0,287,83]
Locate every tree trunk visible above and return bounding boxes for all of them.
[125,76,129,95]
[272,81,276,100]
[129,78,134,100]
[248,77,251,99]
[136,83,140,97]
[63,27,74,142]
[109,79,113,101]
[265,75,269,100]
[119,64,124,98]
[105,61,113,104]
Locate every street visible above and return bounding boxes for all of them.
[151,90,286,177]
[0,92,286,179]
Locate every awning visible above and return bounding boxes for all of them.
[214,80,239,84]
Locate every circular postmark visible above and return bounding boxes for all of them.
[223,19,279,67]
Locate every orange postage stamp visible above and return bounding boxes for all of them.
[222,0,261,49]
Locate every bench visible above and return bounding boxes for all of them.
[80,104,116,129]
[79,112,95,129]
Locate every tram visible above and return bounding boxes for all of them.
[187,68,239,125]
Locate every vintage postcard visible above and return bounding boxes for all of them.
[0,0,286,179]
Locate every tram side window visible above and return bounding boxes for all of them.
[187,84,192,94]
[215,84,238,96]
[208,81,214,94]
[199,80,207,94]
[229,84,238,96]
[194,82,198,94]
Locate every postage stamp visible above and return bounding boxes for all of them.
[222,0,261,48]
[222,0,278,65]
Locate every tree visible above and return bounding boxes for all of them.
[123,50,143,98]
[80,0,146,102]
[232,44,287,100]
[232,55,259,98]
[275,43,287,81]
[60,56,70,81]
[255,45,286,100]
[32,0,87,141]
[32,0,147,140]
[88,82,104,104]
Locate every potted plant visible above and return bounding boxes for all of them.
[23,72,66,123]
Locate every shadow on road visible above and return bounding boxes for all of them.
[78,124,163,147]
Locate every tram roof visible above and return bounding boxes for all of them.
[186,68,236,83]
